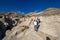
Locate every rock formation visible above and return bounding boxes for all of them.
[0,8,60,40]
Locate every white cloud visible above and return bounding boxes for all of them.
[34,10,38,12]
[17,11,24,14]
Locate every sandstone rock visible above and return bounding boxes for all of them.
[0,8,60,40]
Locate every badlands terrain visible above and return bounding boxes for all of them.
[0,8,60,40]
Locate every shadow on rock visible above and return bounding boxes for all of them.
[4,15,18,30]
[0,21,6,40]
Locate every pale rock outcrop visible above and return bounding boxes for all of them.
[0,8,60,40]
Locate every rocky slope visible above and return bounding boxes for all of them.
[0,8,60,40]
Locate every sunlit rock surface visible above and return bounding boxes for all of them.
[0,8,60,40]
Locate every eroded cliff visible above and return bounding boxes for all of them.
[0,8,60,40]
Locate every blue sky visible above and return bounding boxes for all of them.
[0,0,60,14]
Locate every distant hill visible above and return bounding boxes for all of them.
[25,8,60,17]
[0,8,60,17]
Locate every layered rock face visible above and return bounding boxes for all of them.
[0,8,60,40]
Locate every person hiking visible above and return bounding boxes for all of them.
[34,18,40,32]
